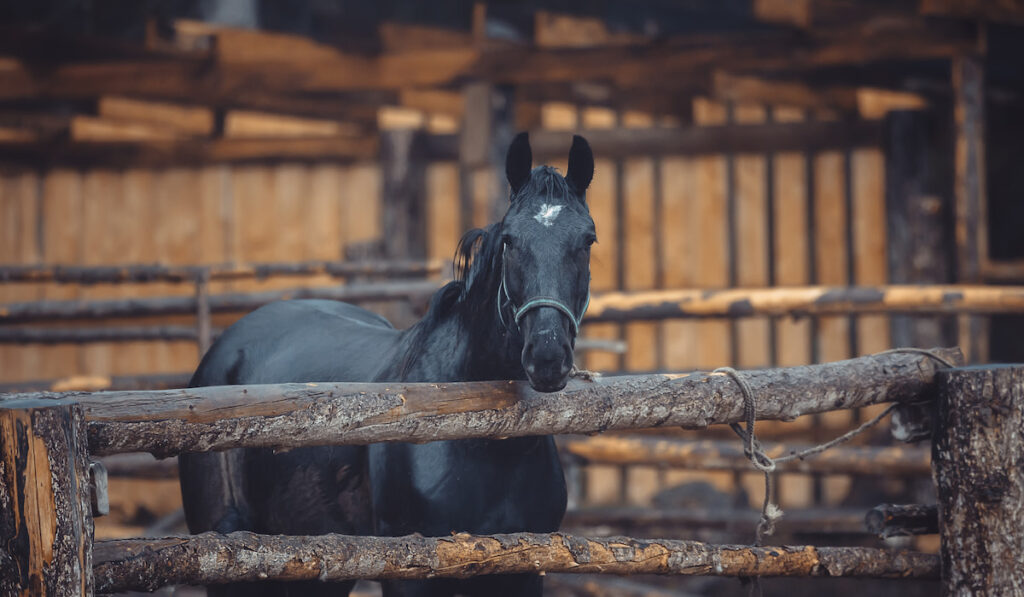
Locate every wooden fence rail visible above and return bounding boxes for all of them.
[0,279,440,323]
[0,348,960,457]
[93,531,939,593]
[562,436,931,476]
[583,285,1024,322]
[0,259,447,284]
[3,284,1022,324]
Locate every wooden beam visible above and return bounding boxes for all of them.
[425,120,884,161]
[223,110,363,138]
[0,401,93,596]
[93,531,939,592]
[0,349,960,457]
[884,110,956,348]
[920,0,1024,24]
[0,279,440,323]
[0,373,191,394]
[953,53,989,362]
[0,134,378,167]
[0,258,446,284]
[582,285,1024,323]
[561,435,931,475]
[97,96,213,136]
[564,507,873,536]
[712,71,860,112]
[934,365,1024,594]
[69,115,182,142]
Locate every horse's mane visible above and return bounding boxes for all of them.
[395,222,504,377]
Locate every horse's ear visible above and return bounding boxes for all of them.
[505,132,532,196]
[566,135,593,195]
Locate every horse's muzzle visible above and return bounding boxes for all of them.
[521,310,574,392]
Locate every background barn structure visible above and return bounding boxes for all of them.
[1,1,1023,595]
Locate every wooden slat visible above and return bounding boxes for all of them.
[622,111,658,372]
[0,171,42,383]
[772,107,812,367]
[97,96,213,136]
[691,98,731,369]
[853,148,890,355]
[733,103,772,369]
[582,107,620,372]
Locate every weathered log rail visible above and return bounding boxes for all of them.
[92,531,940,593]
[0,258,446,284]
[3,284,1023,324]
[0,279,441,323]
[562,436,931,476]
[583,284,1024,322]
[0,348,961,457]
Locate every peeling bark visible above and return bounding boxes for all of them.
[92,531,939,593]
[1,348,961,457]
[933,365,1024,595]
[0,401,93,596]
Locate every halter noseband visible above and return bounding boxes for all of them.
[496,247,590,337]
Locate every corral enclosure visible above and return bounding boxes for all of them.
[2,1,1024,596]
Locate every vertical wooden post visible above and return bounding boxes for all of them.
[933,365,1024,595]
[953,53,989,362]
[381,128,428,261]
[0,401,93,596]
[381,128,429,326]
[459,81,516,230]
[884,109,956,348]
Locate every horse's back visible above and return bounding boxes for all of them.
[191,299,399,386]
[180,299,393,596]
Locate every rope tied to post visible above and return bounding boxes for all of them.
[713,348,957,547]
[713,348,956,597]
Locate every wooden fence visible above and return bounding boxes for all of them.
[2,348,1022,595]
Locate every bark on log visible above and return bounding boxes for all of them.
[933,365,1024,595]
[0,279,440,323]
[583,285,1024,323]
[0,259,445,284]
[0,401,93,596]
[92,531,939,593]
[561,436,931,475]
[1,348,962,457]
[864,504,938,538]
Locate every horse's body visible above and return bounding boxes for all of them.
[180,133,595,597]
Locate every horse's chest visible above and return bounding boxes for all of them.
[369,438,566,535]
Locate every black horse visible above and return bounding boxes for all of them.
[179,132,595,597]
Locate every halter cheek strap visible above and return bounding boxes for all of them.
[497,251,589,337]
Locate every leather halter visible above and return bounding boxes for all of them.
[496,246,590,337]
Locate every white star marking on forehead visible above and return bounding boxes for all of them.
[533,203,563,227]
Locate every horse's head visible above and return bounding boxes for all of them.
[499,132,595,392]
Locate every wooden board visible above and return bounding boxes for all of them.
[690,99,730,370]
[733,103,772,369]
[771,107,812,367]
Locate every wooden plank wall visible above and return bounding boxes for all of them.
[0,163,380,383]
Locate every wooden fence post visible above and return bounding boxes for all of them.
[0,400,93,596]
[933,365,1024,595]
